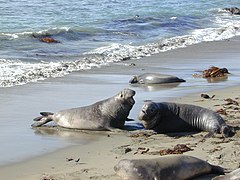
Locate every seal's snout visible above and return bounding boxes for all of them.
[141,109,146,114]
[138,106,149,121]
[121,88,136,106]
[130,89,136,97]
[123,88,136,97]
[221,68,230,74]
[142,104,150,114]
[140,103,149,115]
[128,97,135,105]
[221,125,234,138]
[139,102,158,122]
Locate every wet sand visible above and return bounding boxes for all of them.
[0,37,240,179]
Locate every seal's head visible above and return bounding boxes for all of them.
[114,159,145,180]
[114,159,135,179]
[129,76,138,84]
[138,101,159,129]
[220,68,230,74]
[110,88,135,129]
[116,88,135,107]
[221,125,234,138]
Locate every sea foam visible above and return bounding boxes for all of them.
[0,14,240,88]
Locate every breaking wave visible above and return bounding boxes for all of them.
[0,13,240,87]
[0,56,111,87]
[0,27,71,40]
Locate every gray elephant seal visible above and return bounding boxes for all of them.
[213,168,240,180]
[129,73,186,84]
[114,155,226,180]
[32,88,135,130]
[138,101,232,137]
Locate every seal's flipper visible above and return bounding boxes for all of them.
[211,165,231,174]
[31,118,52,127]
[34,116,43,121]
[32,112,54,127]
[40,112,54,116]
[204,131,215,138]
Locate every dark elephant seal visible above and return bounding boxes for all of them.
[114,155,226,180]
[138,101,232,137]
[32,88,135,131]
[213,168,240,180]
[129,73,185,84]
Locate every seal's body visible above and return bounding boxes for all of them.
[129,73,185,84]
[114,155,225,180]
[32,88,135,130]
[138,101,232,137]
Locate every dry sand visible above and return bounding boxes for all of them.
[0,37,240,179]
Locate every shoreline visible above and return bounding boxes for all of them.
[1,85,239,180]
[0,37,240,179]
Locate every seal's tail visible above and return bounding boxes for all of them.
[221,125,234,138]
[31,112,54,127]
[211,165,231,175]
[179,78,186,82]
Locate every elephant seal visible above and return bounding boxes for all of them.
[114,155,226,180]
[138,101,232,137]
[213,168,240,180]
[32,88,135,131]
[129,73,185,84]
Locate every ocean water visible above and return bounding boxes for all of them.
[0,0,240,87]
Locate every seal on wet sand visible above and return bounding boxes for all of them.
[32,88,135,131]
[129,73,186,84]
[138,101,232,137]
[114,154,226,180]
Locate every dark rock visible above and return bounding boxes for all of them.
[223,7,240,15]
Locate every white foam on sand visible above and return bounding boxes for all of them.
[1,17,240,88]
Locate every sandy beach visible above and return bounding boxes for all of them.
[0,37,240,179]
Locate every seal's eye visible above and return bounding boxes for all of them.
[150,108,155,113]
[146,107,154,114]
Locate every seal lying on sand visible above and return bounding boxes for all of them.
[129,73,185,84]
[114,154,226,180]
[138,101,232,137]
[32,88,135,130]
[213,168,240,180]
